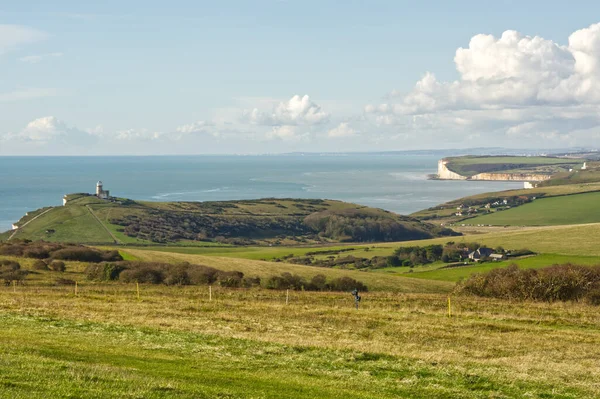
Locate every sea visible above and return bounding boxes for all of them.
[0,154,523,232]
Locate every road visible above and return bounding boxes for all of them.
[86,205,120,244]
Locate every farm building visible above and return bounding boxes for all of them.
[468,247,494,261]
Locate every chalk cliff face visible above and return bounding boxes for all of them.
[437,160,467,180]
[469,173,550,182]
[437,159,551,182]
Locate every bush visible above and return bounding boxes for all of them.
[52,247,122,263]
[327,277,368,292]
[49,261,66,272]
[265,273,368,292]
[456,264,600,304]
[0,259,21,271]
[85,262,127,281]
[120,266,164,284]
[242,276,261,288]
[22,246,50,259]
[32,260,49,270]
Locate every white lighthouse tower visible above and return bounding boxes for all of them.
[96,181,110,200]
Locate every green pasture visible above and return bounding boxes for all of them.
[445,156,578,176]
[468,191,600,226]
[391,254,600,282]
[10,206,113,243]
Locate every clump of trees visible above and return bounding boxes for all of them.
[0,240,122,263]
[266,273,367,292]
[304,208,458,243]
[0,260,28,285]
[85,261,257,288]
[456,264,600,304]
[84,261,367,292]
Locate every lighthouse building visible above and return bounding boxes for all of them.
[96,181,111,200]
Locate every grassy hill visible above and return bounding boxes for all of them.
[412,181,600,224]
[443,155,582,177]
[4,195,457,245]
[467,191,600,226]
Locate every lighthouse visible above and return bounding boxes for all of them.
[96,181,110,200]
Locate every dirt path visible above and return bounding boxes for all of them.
[86,205,120,244]
[8,208,54,241]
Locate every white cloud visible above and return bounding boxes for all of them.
[7,116,98,146]
[265,126,299,140]
[115,128,162,141]
[19,52,63,64]
[0,25,47,54]
[328,122,356,138]
[364,22,600,147]
[243,95,329,126]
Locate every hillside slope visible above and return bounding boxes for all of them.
[4,195,458,245]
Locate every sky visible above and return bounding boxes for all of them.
[3,0,600,155]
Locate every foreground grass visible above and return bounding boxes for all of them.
[1,285,600,398]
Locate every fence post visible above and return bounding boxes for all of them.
[13,280,16,294]
[136,282,140,301]
[209,285,212,301]
[75,281,78,296]
[447,296,452,318]
[286,289,289,305]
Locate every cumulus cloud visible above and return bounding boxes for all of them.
[19,52,63,64]
[365,22,600,146]
[0,25,46,54]
[327,122,356,138]
[115,128,162,141]
[243,95,329,126]
[6,116,98,145]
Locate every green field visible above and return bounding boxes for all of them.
[397,254,600,281]
[444,155,581,177]
[468,191,600,226]
[2,282,600,398]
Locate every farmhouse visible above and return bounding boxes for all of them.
[468,247,494,261]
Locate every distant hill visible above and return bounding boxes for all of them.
[2,195,458,245]
[437,155,584,181]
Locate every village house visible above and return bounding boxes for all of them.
[468,247,494,261]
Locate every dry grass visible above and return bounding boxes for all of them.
[1,283,600,397]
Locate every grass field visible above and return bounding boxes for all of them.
[10,205,114,243]
[444,156,580,177]
[393,254,600,281]
[468,192,600,226]
[2,283,600,398]
[123,221,600,262]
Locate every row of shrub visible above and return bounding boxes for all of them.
[456,264,600,304]
[0,240,122,263]
[0,259,28,285]
[85,261,367,291]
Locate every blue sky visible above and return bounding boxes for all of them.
[3,1,600,154]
